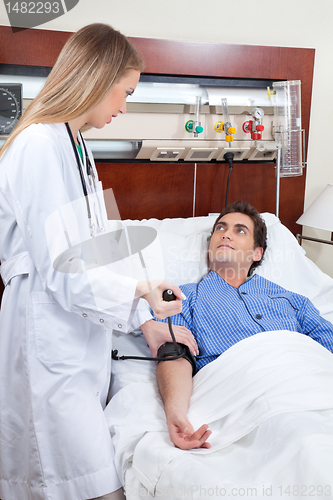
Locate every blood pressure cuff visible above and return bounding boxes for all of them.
[157,342,196,377]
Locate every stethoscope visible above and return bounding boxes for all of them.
[65,122,103,237]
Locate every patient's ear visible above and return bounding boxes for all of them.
[253,247,264,262]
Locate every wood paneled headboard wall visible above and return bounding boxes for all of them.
[0,26,315,265]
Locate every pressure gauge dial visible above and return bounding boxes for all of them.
[0,84,23,136]
[252,107,264,120]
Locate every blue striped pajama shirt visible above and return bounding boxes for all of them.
[154,271,333,372]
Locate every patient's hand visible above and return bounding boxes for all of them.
[141,320,198,358]
[156,358,207,450]
[166,409,211,450]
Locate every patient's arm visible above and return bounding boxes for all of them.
[157,358,211,450]
[141,319,199,358]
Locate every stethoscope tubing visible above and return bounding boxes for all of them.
[65,122,94,232]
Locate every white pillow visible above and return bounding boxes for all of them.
[121,214,333,323]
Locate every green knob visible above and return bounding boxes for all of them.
[185,120,194,133]
[195,125,203,134]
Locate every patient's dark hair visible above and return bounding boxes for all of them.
[211,201,267,274]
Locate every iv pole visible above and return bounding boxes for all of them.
[275,144,282,218]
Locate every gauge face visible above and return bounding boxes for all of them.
[252,107,264,120]
[0,84,23,135]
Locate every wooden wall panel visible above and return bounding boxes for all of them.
[99,161,303,235]
[97,162,195,220]
[195,162,278,217]
[0,26,71,66]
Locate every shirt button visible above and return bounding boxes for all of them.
[256,314,262,320]
[99,318,104,323]
[82,313,87,318]
[118,324,122,329]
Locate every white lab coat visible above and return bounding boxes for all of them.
[0,123,151,500]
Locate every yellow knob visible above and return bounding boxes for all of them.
[225,135,233,142]
[228,127,236,134]
[267,87,276,100]
[214,121,224,133]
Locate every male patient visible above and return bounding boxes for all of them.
[141,201,333,450]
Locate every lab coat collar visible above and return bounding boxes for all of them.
[51,122,71,139]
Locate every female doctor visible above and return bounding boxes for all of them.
[0,23,194,500]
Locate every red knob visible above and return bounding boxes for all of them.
[251,132,261,141]
[242,120,252,133]
[257,124,264,132]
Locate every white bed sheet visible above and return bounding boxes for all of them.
[107,332,333,498]
[124,409,333,500]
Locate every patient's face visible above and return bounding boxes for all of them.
[208,212,263,271]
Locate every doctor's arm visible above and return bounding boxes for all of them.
[156,358,211,450]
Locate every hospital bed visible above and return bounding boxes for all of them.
[105,213,333,499]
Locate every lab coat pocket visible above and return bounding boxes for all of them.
[32,292,91,364]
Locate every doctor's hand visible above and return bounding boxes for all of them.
[141,320,198,358]
[166,409,212,450]
[136,280,185,319]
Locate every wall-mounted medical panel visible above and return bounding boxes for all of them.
[82,110,273,141]
[135,140,270,162]
[1,69,277,161]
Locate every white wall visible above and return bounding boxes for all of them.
[1,0,332,276]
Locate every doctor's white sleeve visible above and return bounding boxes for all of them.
[2,126,156,332]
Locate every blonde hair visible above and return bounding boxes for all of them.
[0,23,143,157]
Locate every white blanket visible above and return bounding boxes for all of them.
[106,331,333,498]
